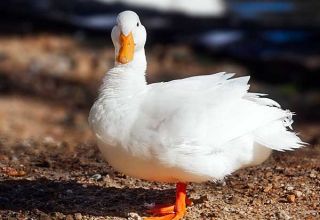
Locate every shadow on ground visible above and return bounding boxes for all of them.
[0,179,174,217]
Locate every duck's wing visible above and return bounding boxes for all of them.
[153,72,235,92]
[134,72,240,148]
[146,72,250,109]
[133,72,303,155]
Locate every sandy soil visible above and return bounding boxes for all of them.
[0,34,319,220]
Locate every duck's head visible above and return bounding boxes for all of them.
[111,11,147,65]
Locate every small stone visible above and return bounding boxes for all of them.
[276,210,291,220]
[21,139,32,148]
[3,167,27,177]
[286,186,294,191]
[128,212,142,220]
[216,179,226,186]
[287,194,296,203]
[43,136,56,146]
[252,199,262,206]
[66,189,73,194]
[276,166,284,172]
[74,213,82,220]
[39,213,51,220]
[0,154,9,161]
[103,174,110,181]
[65,215,74,220]
[144,202,155,209]
[247,183,255,189]
[309,171,317,178]
[295,191,303,197]
[91,173,102,181]
[264,184,273,192]
[52,212,65,219]
[204,202,211,208]
[265,171,273,177]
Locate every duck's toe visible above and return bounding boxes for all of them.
[147,204,175,215]
[144,183,188,220]
[147,197,192,215]
[144,210,186,220]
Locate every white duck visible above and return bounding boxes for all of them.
[89,11,304,220]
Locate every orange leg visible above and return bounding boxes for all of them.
[147,197,192,215]
[145,182,189,220]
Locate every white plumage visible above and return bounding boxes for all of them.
[89,11,304,183]
[89,68,304,182]
[89,11,304,219]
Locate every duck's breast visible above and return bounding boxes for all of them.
[97,139,212,183]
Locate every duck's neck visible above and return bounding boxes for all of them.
[114,48,147,70]
[99,49,147,103]
[89,50,147,144]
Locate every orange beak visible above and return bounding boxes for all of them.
[117,32,134,64]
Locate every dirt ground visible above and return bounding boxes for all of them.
[0,35,319,220]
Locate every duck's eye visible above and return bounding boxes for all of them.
[136,22,139,27]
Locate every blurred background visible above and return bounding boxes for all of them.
[0,1,319,219]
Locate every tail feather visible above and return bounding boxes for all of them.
[254,119,305,151]
[244,93,281,108]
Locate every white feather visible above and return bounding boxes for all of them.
[89,11,305,183]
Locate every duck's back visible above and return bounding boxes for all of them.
[126,73,304,179]
[136,73,300,148]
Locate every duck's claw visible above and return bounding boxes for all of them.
[144,211,185,220]
[144,183,188,220]
[147,197,192,215]
[147,204,175,215]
